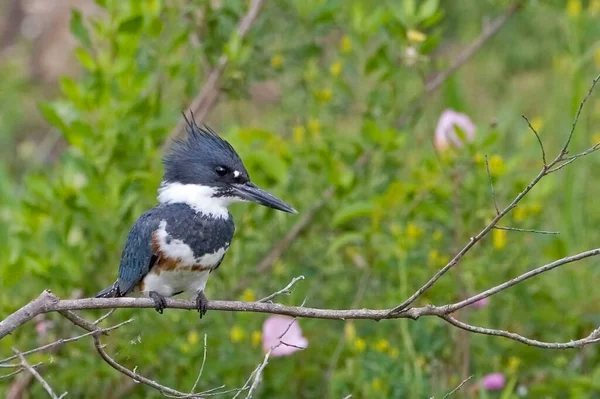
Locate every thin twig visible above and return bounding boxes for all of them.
[163,0,265,151]
[493,226,559,235]
[485,155,500,214]
[522,115,547,166]
[442,375,473,399]
[13,349,63,399]
[258,276,305,303]
[190,334,208,394]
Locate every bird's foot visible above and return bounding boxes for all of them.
[196,291,208,319]
[149,291,167,314]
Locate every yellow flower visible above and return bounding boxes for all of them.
[271,54,285,69]
[293,125,305,144]
[353,337,366,352]
[308,118,321,134]
[344,322,356,341]
[530,116,544,132]
[230,325,245,343]
[591,0,600,15]
[187,331,199,345]
[406,29,427,43]
[433,230,443,241]
[388,346,400,359]
[428,249,440,264]
[489,155,505,176]
[371,378,383,391]
[530,202,542,215]
[330,61,342,77]
[374,338,390,353]
[316,88,333,103]
[406,223,423,240]
[473,153,485,166]
[242,288,256,302]
[513,206,527,222]
[273,260,285,276]
[508,356,521,373]
[416,356,426,367]
[493,228,507,250]
[340,35,352,53]
[566,0,582,17]
[251,331,262,347]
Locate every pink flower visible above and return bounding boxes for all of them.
[472,297,489,308]
[34,315,54,339]
[434,109,476,151]
[262,315,308,357]
[482,372,506,391]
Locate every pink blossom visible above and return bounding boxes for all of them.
[34,315,54,339]
[482,372,506,391]
[434,109,476,151]
[472,297,489,308]
[262,315,308,357]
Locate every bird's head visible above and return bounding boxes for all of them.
[159,116,297,216]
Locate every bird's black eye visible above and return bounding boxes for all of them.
[215,166,228,176]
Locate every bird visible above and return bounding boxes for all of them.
[95,116,297,317]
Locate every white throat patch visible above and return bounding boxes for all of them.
[157,182,238,218]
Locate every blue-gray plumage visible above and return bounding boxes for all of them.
[96,117,297,317]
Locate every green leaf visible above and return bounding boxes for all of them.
[326,233,365,256]
[70,10,91,48]
[39,103,67,131]
[418,0,439,20]
[332,201,376,227]
[75,48,96,70]
[118,15,144,33]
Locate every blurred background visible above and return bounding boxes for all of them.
[1,0,600,397]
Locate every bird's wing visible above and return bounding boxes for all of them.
[116,209,162,296]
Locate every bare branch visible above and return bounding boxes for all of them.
[485,155,500,214]
[442,375,473,399]
[493,226,559,235]
[13,349,65,399]
[163,0,265,151]
[440,315,600,349]
[190,334,208,394]
[258,276,305,303]
[522,115,547,166]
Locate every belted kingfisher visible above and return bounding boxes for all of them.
[96,117,297,317]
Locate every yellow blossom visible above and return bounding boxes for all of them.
[406,223,423,240]
[489,155,505,176]
[513,206,527,222]
[230,325,245,343]
[530,202,542,214]
[428,249,440,264]
[371,378,383,391]
[187,331,199,345]
[388,346,400,359]
[493,228,507,250]
[353,337,366,352]
[273,260,285,276]
[293,125,305,144]
[308,119,321,134]
[591,0,600,15]
[374,338,390,353]
[242,288,256,302]
[530,116,544,133]
[316,88,333,103]
[433,230,443,241]
[416,356,426,367]
[566,0,582,17]
[473,153,485,165]
[344,322,356,341]
[271,54,285,69]
[330,61,342,77]
[340,35,352,53]
[407,29,427,43]
[508,356,521,373]
[251,331,262,347]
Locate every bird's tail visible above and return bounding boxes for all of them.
[95,281,120,298]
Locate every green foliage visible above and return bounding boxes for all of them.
[2,0,600,397]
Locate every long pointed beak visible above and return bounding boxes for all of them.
[231,182,297,214]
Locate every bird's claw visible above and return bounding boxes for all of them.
[149,291,167,314]
[196,291,208,318]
